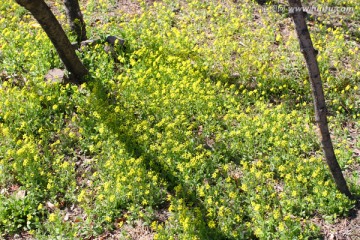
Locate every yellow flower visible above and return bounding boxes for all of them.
[254,227,263,236]
[38,203,43,210]
[229,191,236,199]
[253,203,261,212]
[62,161,69,169]
[273,209,280,219]
[278,222,286,231]
[241,183,248,192]
[98,125,105,134]
[322,190,328,197]
[48,213,57,222]
[208,220,216,228]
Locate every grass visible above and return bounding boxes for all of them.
[0,0,359,239]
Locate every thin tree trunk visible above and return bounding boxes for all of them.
[64,0,87,43]
[288,0,352,198]
[15,0,88,83]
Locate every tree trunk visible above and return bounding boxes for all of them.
[288,0,352,198]
[15,0,88,83]
[64,0,87,44]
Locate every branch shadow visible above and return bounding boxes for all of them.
[89,79,253,240]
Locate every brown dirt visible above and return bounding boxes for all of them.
[95,220,154,240]
[312,201,360,240]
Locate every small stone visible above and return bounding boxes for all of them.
[46,201,55,210]
[64,213,70,221]
[15,190,26,199]
[44,68,66,83]
[0,188,7,195]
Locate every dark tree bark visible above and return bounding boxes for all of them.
[15,0,88,83]
[64,0,87,44]
[288,0,352,198]
[254,0,267,5]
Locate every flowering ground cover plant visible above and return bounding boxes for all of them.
[0,0,359,239]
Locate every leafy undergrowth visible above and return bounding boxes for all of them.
[0,0,359,239]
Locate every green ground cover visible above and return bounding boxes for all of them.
[0,0,359,239]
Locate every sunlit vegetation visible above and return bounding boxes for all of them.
[0,0,359,239]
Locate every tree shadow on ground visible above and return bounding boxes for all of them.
[89,79,254,240]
